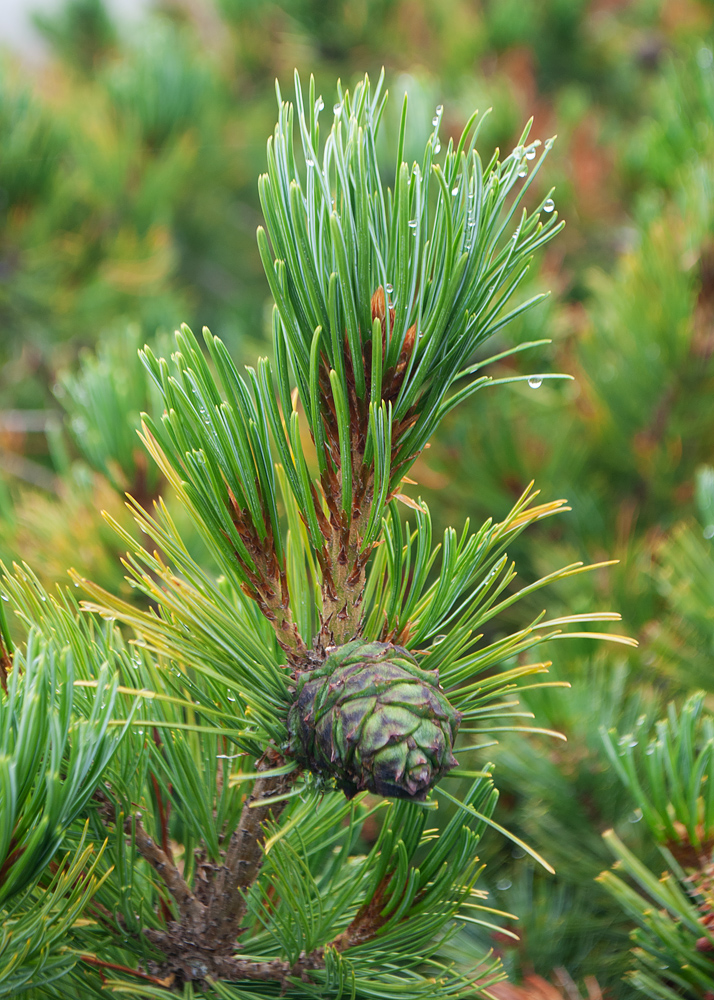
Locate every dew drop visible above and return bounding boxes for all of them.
[432,116,439,127]
[333,103,342,114]
[452,187,459,196]
[1,594,8,602]
[227,694,236,703]
[305,159,314,168]
[433,634,447,645]
[408,219,418,228]
[543,198,555,212]
[434,142,441,154]
[646,743,656,755]
[528,376,543,389]
[436,104,443,114]
[629,808,643,823]
[704,524,714,539]
[525,147,537,160]
[496,878,512,891]
[316,97,325,111]
[385,283,394,294]
[518,167,527,177]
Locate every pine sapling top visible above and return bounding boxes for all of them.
[0,72,634,998]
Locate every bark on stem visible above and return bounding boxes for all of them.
[125,813,205,931]
[0,641,11,695]
[204,764,294,951]
[195,878,391,988]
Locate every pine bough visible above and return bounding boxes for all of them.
[0,73,630,999]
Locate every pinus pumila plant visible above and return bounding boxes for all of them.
[0,72,633,998]
[599,694,714,1000]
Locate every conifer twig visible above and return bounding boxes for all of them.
[125,812,206,930]
[0,652,9,695]
[80,954,173,988]
[0,599,13,695]
[196,879,395,988]
[205,755,295,950]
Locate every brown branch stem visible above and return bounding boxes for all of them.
[0,627,12,695]
[80,953,174,987]
[125,812,206,931]
[0,838,24,888]
[149,751,173,862]
[106,777,395,991]
[204,760,295,950]
[0,654,9,694]
[195,876,392,988]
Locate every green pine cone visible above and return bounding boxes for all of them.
[287,640,461,800]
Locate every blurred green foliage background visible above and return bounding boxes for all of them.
[3,0,714,995]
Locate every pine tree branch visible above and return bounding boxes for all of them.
[224,486,307,660]
[150,728,174,863]
[206,951,326,986]
[124,758,300,987]
[319,510,371,646]
[330,871,392,950]
[185,874,392,989]
[125,812,206,931]
[0,839,25,888]
[0,651,9,695]
[80,954,174,988]
[0,604,13,695]
[204,755,295,950]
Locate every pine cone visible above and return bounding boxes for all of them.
[288,640,461,800]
